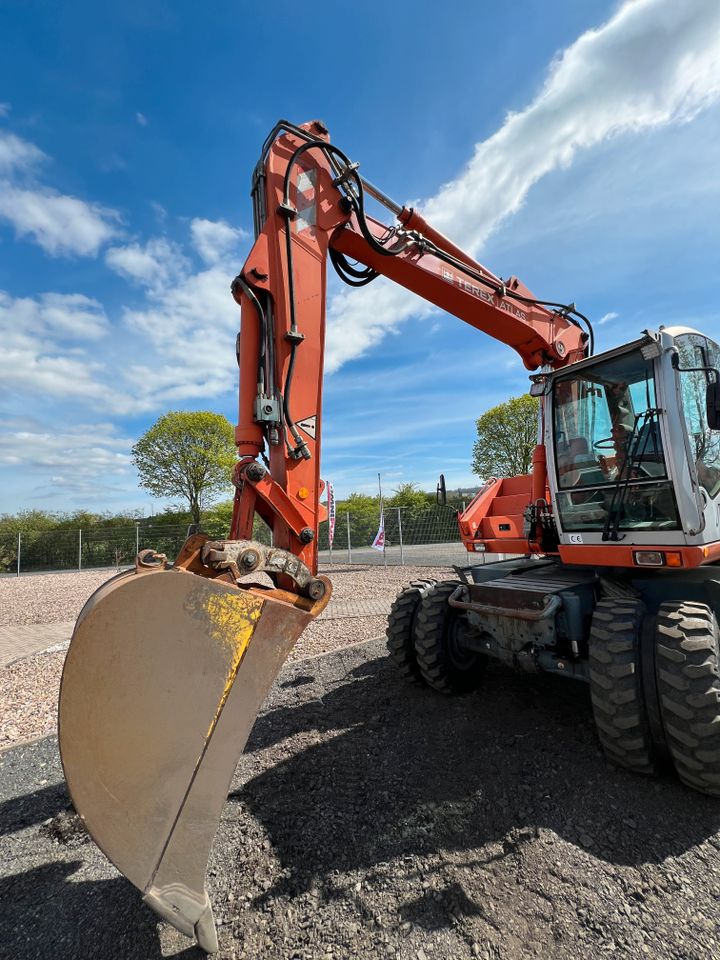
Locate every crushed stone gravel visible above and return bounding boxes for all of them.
[3,636,720,960]
[0,563,453,626]
[0,564,455,751]
[0,569,123,626]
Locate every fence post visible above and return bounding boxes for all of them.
[78,529,82,571]
[346,511,352,564]
[16,531,21,577]
[135,522,140,557]
[397,507,404,565]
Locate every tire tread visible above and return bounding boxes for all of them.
[655,601,720,796]
[589,598,656,777]
[414,580,485,695]
[385,579,437,685]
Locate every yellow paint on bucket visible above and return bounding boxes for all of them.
[202,590,265,738]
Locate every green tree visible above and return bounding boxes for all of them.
[472,394,539,479]
[131,411,236,524]
[387,482,434,511]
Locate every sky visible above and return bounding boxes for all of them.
[1,0,720,515]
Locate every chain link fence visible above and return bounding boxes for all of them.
[317,505,508,567]
[0,517,273,576]
[0,506,509,575]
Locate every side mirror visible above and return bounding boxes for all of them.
[707,380,720,430]
[436,473,447,506]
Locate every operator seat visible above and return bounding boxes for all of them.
[557,437,600,482]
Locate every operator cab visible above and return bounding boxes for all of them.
[548,329,720,545]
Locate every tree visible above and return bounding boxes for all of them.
[131,411,236,524]
[472,394,539,479]
[387,482,434,511]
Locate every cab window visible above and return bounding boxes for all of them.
[552,348,679,532]
[675,333,720,498]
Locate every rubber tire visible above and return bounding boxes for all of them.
[655,601,720,796]
[385,579,437,685]
[589,598,657,776]
[413,580,486,695]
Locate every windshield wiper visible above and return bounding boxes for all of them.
[601,407,662,542]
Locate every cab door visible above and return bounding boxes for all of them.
[673,332,720,543]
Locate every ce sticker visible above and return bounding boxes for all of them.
[568,534,584,544]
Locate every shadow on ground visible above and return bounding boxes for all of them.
[3,641,720,958]
[0,861,202,960]
[236,652,720,902]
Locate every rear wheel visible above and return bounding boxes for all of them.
[655,601,720,796]
[589,598,657,776]
[386,579,436,685]
[413,580,486,695]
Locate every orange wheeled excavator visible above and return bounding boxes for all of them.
[59,120,720,952]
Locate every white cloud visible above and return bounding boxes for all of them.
[136,112,148,126]
[37,293,109,339]
[0,129,45,175]
[325,0,720,372]
[0,103,10,117]
[105,237,188,289]
[151,201,167,223]
[0,290,109,340]
[190,217,248,265]
[0,183,119,256]
[0,127,120,257]
[0,291,109,401]
[0,417,133,504]
[0,419,131,475]
[598,311,619,325]
[121,262,239,408]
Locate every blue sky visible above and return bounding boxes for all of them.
[1,0,719,514]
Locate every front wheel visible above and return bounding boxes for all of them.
[386,579,436,685]
[588,598,657,777]
[413,580,486,695]
[655,601,720,796]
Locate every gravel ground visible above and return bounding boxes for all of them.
[0,564,455,750]
[2,636,720,960]
[0,563,452,626]
[0,569,123,626]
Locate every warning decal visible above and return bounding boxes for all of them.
[296,415,317,440]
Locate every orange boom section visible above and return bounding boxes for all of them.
[230,121,588,569]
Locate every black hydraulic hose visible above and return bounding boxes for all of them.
[329,248,376,278]
[329,248,378,287]
[281,214,304,452]
[263,294,277,403]
[271,125,596,357]
[232,274,267,393]
[279,137,381,454]
[277,130,595,450]
[344,156,595,354]
[417,241,595,356]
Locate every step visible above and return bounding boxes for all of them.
[499,475,533,496]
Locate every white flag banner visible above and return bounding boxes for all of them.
[371,512,385,551]
[327,482,336,548]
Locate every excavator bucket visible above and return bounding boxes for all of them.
[58,542,330,953]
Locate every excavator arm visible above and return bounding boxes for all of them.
[231,119,589,570]
[58,119,589,952]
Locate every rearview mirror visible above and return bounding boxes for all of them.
[436,473,447,505]
[707,380,720,430]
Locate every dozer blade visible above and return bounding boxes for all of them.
[58,560,329,952]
